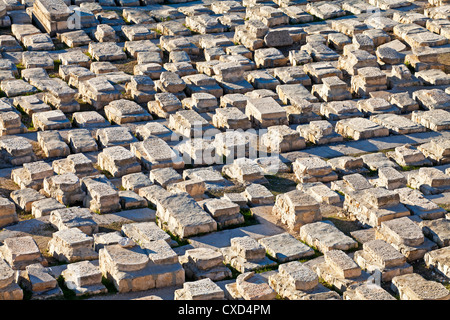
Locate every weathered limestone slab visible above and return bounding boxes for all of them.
[335,117,389,141]
[122,222,170,246]
[420,219,450,247]
[272,190,321,232]
[47,228,98,263]
[0,111,26,136]
[156,192,217,239]
[180,247,231,281]
[361,152,399,171]
[212,107,251,130]
[305,250,370,292]
[299,221,358,253]
[200,198,243,228]
[376,217,438,262]
[59,30,91,48]
[81,175,120,214]
[0,258,23,300]
[408,167,450,194]
[312,76,351,102]
[131,137,183,171]
[168,109,219,138]
[66,129,98,154]
[32,110,71,131]
[395,187,446,220]
[182,92,218,113]
[320,100,363,121]
[149,167,182,188]
[50,207,98,235]
[371,114,425,135]
[343,283,395,300]
[53,153,97,178]
[373,166,407,190]
[13,94,51,116]
[338,49,378,76]
[354,239,413,282]
[391,273,450,300]
[0,197,18,228]
[418,138,450,165]
[31,198,65,219]
[104,99,152,125]
[222,158,266,185]
[293,156,338,183]
[269,260,340,300]
[21,264,62,300]
[79,76,121,110]
[88,42,126,62]
[351,67,386,99]
[222,236,277,273]
[298,120,343,146]
[413,89,450,110]
[11,160,53,190]
[10,188,45,213]
[424,247,450,279]
[261,125,305,153]
[37,131,69,158]
[43,173,85,206]
[97,146,141,178]
[72,111,109,129]
[328,156,367,176]
[1,79,37,98]
[99,242,184,293]
[245,97,287,128]
[175,278,224,300]
[225,271,276,300]
[259,233,314,263]
[61,260,107,296]
[0,236,43,270]
[344,186,410,227]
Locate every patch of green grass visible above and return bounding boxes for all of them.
[17,209,34,221]
[53,60,61,72]
[254,264,279,274]
[166,229,189,246]
[335,190,345,197]
[404,60,415,74]
[400,165,420,171]
[298,241,322,263]
[15,63,25,70]
[217,208,258,231]
[343,135,354,141]
[100,170,113,179]
[240,208,258,226]
[319,277,341,294]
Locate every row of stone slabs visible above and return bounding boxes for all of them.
[4,137,450,236]
[1,215,448,300]
[1,109,450,175]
